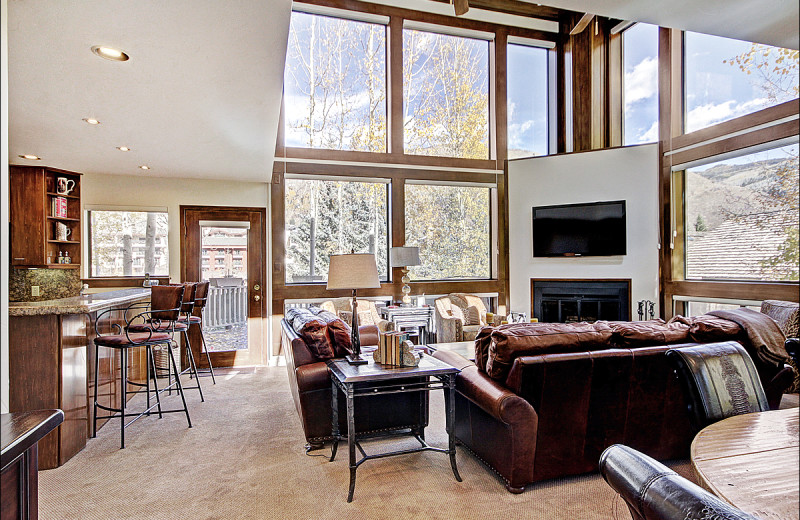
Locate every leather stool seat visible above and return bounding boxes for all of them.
[95,332,172,347]
[128,322,189,333]
[178,316,202,324]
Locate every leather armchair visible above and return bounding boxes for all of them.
[666,341,769,432]
[320,298,394,333]
[600,444,758,520]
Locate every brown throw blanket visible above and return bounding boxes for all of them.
[709,308,790,366]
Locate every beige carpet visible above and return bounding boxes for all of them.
[39,366,700,520]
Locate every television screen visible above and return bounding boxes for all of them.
[532,200,626,257]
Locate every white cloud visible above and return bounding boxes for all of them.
[507,101,516,122]
[624,57,658,108]
[685,97,768,132]
[638,121,659,143]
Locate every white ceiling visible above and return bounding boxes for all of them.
[6,0,797,182]
[8,0,291,182]
[525,0,799,50]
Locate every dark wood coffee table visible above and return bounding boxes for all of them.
[327,354,462,502]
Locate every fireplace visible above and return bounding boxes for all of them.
[531,279,631,323]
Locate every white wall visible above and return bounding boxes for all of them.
[1,0,10,413]
[81,173,269,282]
[507,144,660,319]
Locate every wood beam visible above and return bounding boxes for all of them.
[570,13,593,35]
[428,0,564,21]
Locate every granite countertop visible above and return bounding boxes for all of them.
[9,288,151,316]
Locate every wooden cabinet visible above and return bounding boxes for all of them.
[10,166,82,269]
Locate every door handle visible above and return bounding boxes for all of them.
[254,295,261,302]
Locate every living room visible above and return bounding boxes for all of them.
[2,0,799,519]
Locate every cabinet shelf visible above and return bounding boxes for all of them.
[46,191,80,199]
[47,216,81,222]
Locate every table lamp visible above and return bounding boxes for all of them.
[327,252,381,365]
[390,246,420,306]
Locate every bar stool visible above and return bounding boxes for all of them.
[92,284,191,449]
[129,283,205,401]
[179,281,216,384]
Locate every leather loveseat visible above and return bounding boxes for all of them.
[431,313,793,493]
[282,307,427,449]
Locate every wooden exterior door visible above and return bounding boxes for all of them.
[180,206,267,367]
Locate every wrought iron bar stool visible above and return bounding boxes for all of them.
[129,282,205,401]
[178,281,216,384]
[92,284,192,449]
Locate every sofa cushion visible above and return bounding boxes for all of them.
[286,307,335,360]
[465,305,482,326]
[485,322,613,382]
[686,315,743,343]
[610,319,690,347]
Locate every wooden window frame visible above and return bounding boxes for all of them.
[657,27,799,317]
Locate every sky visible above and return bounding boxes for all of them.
[507,44,549,157]
[624,24,800,144]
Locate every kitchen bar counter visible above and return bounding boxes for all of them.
[9,287,151,316]
[9,288,151,468]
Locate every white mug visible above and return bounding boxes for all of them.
[57,177,75,195]
[56,222,72,241]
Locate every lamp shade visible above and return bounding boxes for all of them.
[326,253,381,290]
[390,246,420,268]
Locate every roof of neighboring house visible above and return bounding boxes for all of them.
[686,212,797,280]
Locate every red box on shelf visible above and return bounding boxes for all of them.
[52,196,68,218]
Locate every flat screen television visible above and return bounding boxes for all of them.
[532,200,626,257]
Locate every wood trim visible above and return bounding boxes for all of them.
[493,30,508,164]
[429,0,565,21]
[556,21,568,153]
[500,160,511,311]
[271,173,287,316]
[607,30,622,147]
[669,119,799,167]
[276,160,499,183]
[283,146,498,170]
[669,100,799,151]
[274,280,502,301]
[388,16,404,155]
[570,13,593,35]
[666,281,799,304]
[590,17,608,149]
[391,176,406,302]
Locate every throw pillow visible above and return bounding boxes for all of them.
[610,319,690,347]
[686,315,743,343]
[286,307,336,360]
[315,308,352,357]
[465,305,482,326]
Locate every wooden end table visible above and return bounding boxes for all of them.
[327,355,461,502]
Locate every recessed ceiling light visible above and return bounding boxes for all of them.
[91,45,130,62]
[18,154,41,160]
[117,146,131,152]
[139,165,150,170]
[83,118,100,125]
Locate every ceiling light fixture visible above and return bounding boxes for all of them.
[139,165,150,170]
[117,146,131,152]
[18,154,41,160]
[91,45,130,62]
[83,118,100,125]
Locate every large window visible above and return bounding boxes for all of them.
[507,43,549,158]
[88,210,169,277]
[623,23,659,145]
[403,29,489,159]
[684,143,799,282]
[404,183,491,280]
[284,178,389,283]
[684,33,799,133]
[284,11,387,152]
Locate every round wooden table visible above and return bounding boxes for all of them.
[691,407,799,520]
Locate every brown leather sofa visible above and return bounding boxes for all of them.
[282,318,428,449]
[431,316,793,493]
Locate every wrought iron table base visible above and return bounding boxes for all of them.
[329,373,461,502]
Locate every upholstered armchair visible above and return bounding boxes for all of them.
[433,293,503,343]
[319,298,394,333]
[760,299,799,393]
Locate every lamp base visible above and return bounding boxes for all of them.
[345,353,369,365]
